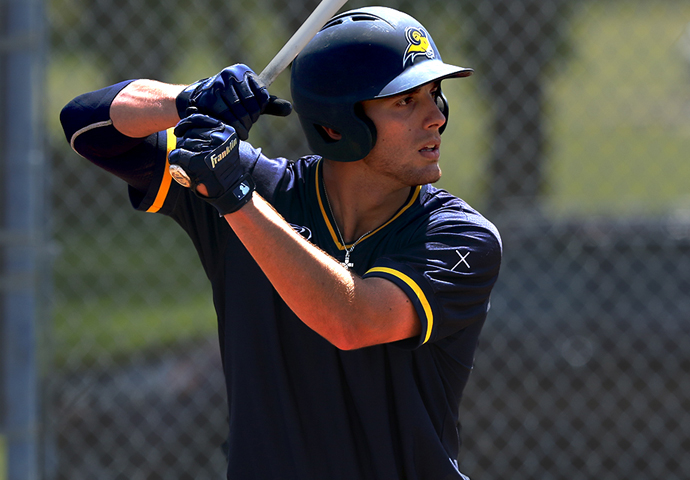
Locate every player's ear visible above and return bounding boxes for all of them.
[320,126,342,141]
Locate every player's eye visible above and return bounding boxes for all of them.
[397,95,415,106]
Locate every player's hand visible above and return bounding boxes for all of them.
[175,64,292,140]
[169,113,255,215]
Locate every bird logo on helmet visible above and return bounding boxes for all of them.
[290,6,473,163]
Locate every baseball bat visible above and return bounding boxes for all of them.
[258,0,349,87]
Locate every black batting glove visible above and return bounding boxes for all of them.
[169,114,255,215]
[176,64,292,140]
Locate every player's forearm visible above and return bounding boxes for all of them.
[110,79,185,138]
[224,193,420,350]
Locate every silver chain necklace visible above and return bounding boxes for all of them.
[322,179,375,270]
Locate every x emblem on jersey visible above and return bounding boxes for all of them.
[452,250,471,271]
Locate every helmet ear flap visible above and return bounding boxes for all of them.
[353,102,377,152]
[298,107,377,162]
[436,89,449,135]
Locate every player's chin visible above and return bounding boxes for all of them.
[413,164,442,185]
[427,159,442,177]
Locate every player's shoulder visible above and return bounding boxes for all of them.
[418,184,502,252]
[242,145,316,201]
[275,154,323,188]
[288,154,322,175]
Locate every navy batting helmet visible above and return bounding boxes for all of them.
[290,6,473,162]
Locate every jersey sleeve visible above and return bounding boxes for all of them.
[59,80,163,193]
[363,206,502,350]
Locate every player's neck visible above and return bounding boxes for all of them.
[322,160,412,243]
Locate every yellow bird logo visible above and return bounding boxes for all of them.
[403,27,434,67]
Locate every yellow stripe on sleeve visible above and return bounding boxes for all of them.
[146,128,176,213]
[366,266,434,344]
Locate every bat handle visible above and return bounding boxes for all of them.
[258,0,349,87]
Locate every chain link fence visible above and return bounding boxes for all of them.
[42,0,690,478]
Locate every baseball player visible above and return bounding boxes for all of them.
[60,6,502,479]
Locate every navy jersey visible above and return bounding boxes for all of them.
[61,83,502,480]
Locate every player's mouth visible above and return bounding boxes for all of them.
[419,141,440,159]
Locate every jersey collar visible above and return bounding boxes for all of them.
[314,159,422,251]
